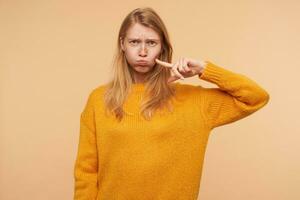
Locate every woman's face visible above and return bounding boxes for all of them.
[120,23,162,79]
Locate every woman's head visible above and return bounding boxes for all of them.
[118,7,173,82]
[104,7,176,121]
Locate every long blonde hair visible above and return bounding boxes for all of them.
[104,7,176,121]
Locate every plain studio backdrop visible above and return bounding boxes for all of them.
[0,0,299,199]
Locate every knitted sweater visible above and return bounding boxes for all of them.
[73,61,270,200]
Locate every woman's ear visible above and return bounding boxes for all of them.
[120,37,125,51]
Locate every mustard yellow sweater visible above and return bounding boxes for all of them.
[73,61,270,200]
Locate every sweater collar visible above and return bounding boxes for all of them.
[131,83,146,92]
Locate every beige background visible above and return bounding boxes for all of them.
[1,0,299,199]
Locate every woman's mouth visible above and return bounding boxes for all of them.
[136,61,148,66]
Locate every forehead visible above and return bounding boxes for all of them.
[126,23,160,39]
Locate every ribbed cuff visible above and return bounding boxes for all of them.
[198,61,233,83]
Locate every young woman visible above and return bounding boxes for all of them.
[73,7,270,200]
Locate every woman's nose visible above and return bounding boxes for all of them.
[139,44,147,56]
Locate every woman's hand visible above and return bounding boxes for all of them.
[155,57,207,83]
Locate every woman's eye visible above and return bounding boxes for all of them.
[129,40,156,46]
[148,41,156,46]
[130,40,138,44]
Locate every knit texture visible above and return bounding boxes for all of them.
[73,61,270,200]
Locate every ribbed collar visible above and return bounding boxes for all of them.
[131,83,146,92]
[130,82,179,92]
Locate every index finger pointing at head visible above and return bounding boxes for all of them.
[155,59,173,68]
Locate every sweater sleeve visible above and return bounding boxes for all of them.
[199,61,270,129]
[74,90,98,200]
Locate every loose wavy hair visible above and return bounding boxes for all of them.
[104,7,176,121]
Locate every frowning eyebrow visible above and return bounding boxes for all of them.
[127,38,160,42]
